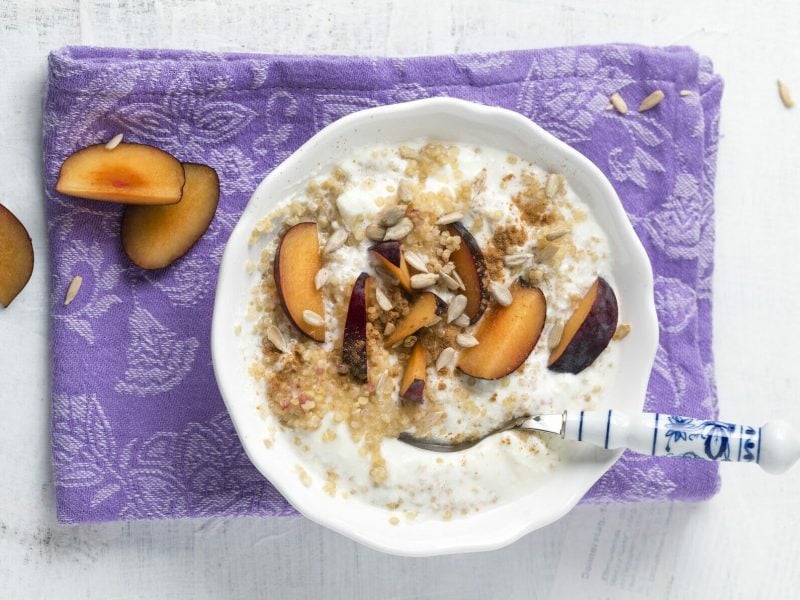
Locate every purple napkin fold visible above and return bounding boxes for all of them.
[45,44,723,523]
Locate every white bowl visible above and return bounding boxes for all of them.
[211,98,658,556]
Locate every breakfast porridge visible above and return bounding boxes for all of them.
[244,140,624,522]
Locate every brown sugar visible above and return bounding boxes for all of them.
[483,247,504,279]
[492,225,527,253]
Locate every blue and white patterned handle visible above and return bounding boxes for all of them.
[561,410,800,474]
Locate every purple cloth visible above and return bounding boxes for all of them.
[44,45,722,523]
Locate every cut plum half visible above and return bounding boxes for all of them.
[0,203,34,308]
[457,279,546,380]
[369,241,412,293]
[55,143,185,205]
[400,341,426,405]
[341,272,373,383]
[121,163,219,269]
[274,222,325,342]
[447,223,489,323]
[384,292,447,348]
[548,277,618,374]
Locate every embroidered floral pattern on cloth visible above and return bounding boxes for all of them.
[44,45,723,522]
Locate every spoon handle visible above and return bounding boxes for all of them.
[561,410,800,474]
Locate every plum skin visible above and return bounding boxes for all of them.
[341,272,370,382]
[401,379,425,405]
[548,277,618,374]
[447,222,489,324]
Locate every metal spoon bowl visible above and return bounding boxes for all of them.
[398,414,565,452]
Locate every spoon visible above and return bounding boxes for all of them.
[398,410,800,474]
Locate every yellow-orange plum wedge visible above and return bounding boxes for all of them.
[548,277,618,374]
[400,341,426,405]
[447,223,489,323]
[0,203,34,308]
[274,222,325,342]
[121,163,219,270]
[369,241,412,293]
[384,292,447,348]
[56,142,185,205]
[457,280,546,380]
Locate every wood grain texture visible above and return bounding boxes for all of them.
[1,0,800,598]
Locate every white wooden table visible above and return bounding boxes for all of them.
[2,1,799,598]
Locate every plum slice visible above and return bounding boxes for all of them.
[447,223,489,323]
[341,272,373,383]
[384,292,447,348]
[121,163,219,269]
[0,203,34,308]
[548,277,618,374]
[55,142,185,205]
[400,341,426,405]
[457,279,546,380]
[369,241,412,293]
[274,222,325,342]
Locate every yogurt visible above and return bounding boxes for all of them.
[247,140,619,522]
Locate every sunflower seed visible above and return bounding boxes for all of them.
[679,89,692,97]
[383,217,414,241]
[548,321,564,350]
[436,212,463,226]
[380,206,407,227]
[436,347,456,371]
[376,370,389,393]
[613,323,632,340]
[438,270,460,291]
[472,169,488,195]
[375,287,393,311]
[403,335,418,348]
[64,275,83,305]
[546,227,571,241]
[453,314,470,328]
[456,333,479,348]
[545,174,561,199]
[314,268,331,290]
[365,223,386,241]
[302,310,324,327]
[451,269,466,290]
[535,244,559,264]
[447,294,468,323]
[638,90,665,112]
[324,229,348,254]
[610,92,628,114]
[403,250,428,273]
[104,133,124,150]
[489,281,512,307]
[778,79,795,108]
[383,322,396,337]
[397,179,414,203]
[267,325,289,353]
[410,272,439,289]
[504,253,533,267]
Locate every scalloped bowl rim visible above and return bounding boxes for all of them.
[211,98,658,556]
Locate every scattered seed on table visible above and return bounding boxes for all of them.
[778,79,795,108]
[64,275,83,305]
[610,92,628,114]
[638,90,665,112]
